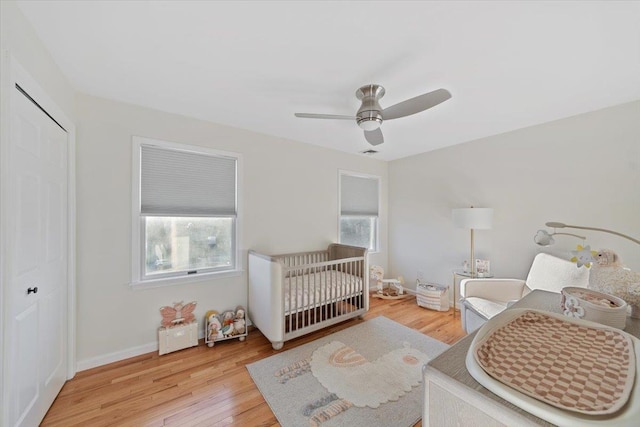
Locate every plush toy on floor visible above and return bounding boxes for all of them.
[234,306,246,335]
[205,310,223,344]
[221,310,235,336]
[370,265,407,299]
[588,249,640,318]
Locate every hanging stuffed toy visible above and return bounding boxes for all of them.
[570,245,597,268]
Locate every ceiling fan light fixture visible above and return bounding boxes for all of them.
[294,82,452,147]
[357,117,382,131]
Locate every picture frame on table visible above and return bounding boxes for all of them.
[475,259,490,277]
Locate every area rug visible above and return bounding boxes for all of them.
[246,316,449,427]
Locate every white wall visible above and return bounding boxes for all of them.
[75,94,387,367]
[388,101,640,304]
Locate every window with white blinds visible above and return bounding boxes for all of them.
[339,172,380,252]
[131,136,241,288]
[340,174,379,217]
[140,145,237,216]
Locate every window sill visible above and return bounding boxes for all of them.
[130,269,243,290]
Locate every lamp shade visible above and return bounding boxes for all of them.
[452,208,493,229]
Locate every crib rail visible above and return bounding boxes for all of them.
[277,250,329,270]
[281,256,367,338]
[248,244,368,350]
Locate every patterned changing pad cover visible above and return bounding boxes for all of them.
[474,310,636,415]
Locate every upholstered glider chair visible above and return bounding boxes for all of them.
[459,253,590,333]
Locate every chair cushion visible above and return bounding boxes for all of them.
[463,297,508,320]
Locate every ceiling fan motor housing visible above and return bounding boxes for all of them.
[356,84,385,130]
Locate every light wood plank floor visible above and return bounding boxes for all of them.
[42,295,466,427]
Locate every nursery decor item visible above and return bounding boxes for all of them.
[370,265,407,299]
[543,222,640,245]
[205,306,247,347]
[475,259,490,276]
[570,245,598,268]
[234,306,246,334]
[534,229,586,246]
[561,286,628,329]
[246,316,449,427]
[416,282,450,312]
[159,301,197,328]
[158,301,198,355]
[589,249,640,319]
[205,310,223,342]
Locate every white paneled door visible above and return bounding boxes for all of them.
[5,86,68,426]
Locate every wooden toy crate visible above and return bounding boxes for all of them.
[205,307,247,347]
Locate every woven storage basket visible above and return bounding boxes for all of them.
[561,286,628,330]
[416,282,449,312]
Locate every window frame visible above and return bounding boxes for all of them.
[338,170,381,253]
[130,136,243,289]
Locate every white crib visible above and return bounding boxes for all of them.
[248,244,369,350]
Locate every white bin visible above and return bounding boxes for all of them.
[158,322,198,355]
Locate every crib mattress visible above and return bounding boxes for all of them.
[283,270,364,313]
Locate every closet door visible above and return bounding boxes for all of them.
[5,86,68,427]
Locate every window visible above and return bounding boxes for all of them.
[131,137,241,287]
[339,172,380,252]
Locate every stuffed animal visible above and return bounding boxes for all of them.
[570,245,597,268]
[589,249,640,318]
[221,310,235,336]
[160,301,197,328]
[205,310,223,340]
[370,265,384,292]
[234,305,246,334]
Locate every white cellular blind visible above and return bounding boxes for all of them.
[140,145,237,216]
[341,174,379,216]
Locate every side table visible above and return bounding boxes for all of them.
[451,270,494,317]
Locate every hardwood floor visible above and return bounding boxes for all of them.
[42,295,466,427]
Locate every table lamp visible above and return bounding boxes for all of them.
[452,207,493,276]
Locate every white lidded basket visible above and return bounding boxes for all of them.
[560,287,628,330]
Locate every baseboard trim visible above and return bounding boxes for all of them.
[76,341,158,372]
[77,329,206,372]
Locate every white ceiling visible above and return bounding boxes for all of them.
[16,1,640,161]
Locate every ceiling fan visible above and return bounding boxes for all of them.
[294,84,451,146]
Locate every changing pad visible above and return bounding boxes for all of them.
[466,308,640,426]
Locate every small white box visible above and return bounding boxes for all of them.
[158,322,198,355]
[417,283,450,312]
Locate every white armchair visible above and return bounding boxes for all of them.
[459,253,590,333]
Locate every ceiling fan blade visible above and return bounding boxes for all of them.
[294,113,356,120]
[364,128,384,146]
[382,88,451,120]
